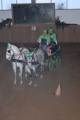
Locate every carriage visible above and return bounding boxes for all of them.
[44,44,61,71]
[28,44,61,72]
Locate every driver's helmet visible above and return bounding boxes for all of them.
[49,28,53,33]
[43,29,47,33]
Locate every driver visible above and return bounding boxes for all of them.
[37,29,50,51]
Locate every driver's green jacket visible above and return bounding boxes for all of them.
[48,33,57,44]
[37,34,50,45]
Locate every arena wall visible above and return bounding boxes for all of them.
[0,24,80,44]
[0,10,80,44]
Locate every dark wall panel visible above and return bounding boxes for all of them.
[11,27,25,43]
[12,3,55,25]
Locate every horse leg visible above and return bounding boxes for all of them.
[12,62,17,84]
[19,66,23,85]
[33,68,37,87]
[25,65,32,85]
[28,72,32,86]
[36,66,39,77]
[25,65,29,79]
[40,65,44,79]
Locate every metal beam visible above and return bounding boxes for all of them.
[1,0,3,10]
[66,0,68,9]
[31,0,36,3]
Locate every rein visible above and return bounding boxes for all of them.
[6,45,40,65]
[6,49,27,57]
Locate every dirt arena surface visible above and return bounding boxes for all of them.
[0,43,80,120]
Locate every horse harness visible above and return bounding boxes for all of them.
[25,48,39,65]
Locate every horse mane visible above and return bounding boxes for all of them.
[11,44,20,54]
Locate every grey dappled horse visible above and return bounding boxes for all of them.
[25,48,45,86]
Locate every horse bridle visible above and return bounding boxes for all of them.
[6,48,13,59]
[6,47,24,60]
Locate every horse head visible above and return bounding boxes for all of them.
[6,43,13,61]
[6,43,21,61]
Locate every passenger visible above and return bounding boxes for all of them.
[47,28,57,53]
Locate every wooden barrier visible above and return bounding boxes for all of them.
[0,25,80,43]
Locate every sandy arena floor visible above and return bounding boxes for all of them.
[0,43,80,120]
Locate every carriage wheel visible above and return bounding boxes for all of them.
[55,56,61,68]
[48,58,53,71]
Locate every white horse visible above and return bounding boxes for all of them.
[6,43,29,85]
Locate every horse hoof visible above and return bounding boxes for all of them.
[36,74,38,76]
[25,74,27,78]
[14,80,16,84]
[20,81,23,85]
[40,75,43,79]
[34,83,37,87]
[28,81,32,86]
